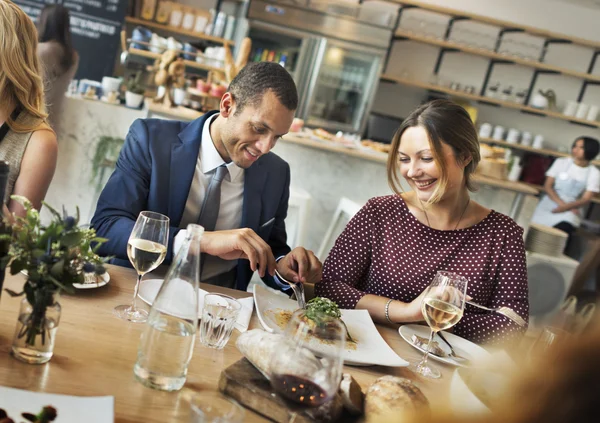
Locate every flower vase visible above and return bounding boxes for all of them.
[11,291,61,364]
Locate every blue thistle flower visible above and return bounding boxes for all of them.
[82,262,95,273]
[64,216,76,229]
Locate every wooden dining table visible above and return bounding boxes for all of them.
[0,265,457,422]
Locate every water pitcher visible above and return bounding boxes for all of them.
[134,224,204,391]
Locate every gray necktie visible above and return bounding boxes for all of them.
[197,165,228,232]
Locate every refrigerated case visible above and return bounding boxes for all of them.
[237,0,396,134]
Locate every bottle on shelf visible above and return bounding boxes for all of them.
[279,53,288,68]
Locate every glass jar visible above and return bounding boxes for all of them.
[11,292,61,364]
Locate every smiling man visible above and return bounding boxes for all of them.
[91,62,322,291]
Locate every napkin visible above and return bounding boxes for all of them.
[0,386,113,423]
[137,279,254,332]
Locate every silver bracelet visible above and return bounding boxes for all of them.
[384,298,394,324]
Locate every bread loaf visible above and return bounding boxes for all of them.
[364,376,429,422]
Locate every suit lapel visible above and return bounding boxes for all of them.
[168,112,217,227]
[242,159,267,232]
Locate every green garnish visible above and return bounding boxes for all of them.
[305,297,355,343]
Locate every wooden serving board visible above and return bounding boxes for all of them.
[218,358,356,423]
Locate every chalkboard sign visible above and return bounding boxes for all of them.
[14,0,128,82]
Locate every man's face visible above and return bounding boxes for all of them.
[218,90,295,169]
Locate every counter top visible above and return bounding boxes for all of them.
[283,134,541,196]
[146,101,204,120]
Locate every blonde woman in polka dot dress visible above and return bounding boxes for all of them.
[316,99,528,345]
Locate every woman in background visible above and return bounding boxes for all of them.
[37,4,79,132]
[0,0,58,216]
[316,100,528,345]
[531,136,600,247]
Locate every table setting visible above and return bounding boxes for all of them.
[0,207,550,422]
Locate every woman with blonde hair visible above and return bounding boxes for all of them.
[0,0,58,216]
[316,99,528,345]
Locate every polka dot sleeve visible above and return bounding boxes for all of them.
[315,199,376,308]
[454,222,529,345]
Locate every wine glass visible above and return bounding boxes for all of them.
[411,270,468,379]
[113,211,169,322]
[269,310,346,408]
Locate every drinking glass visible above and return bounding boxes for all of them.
[269,309,345,408]
[529,326,570,358]
[410,270,468,379]
[199,294,241,349]
[189,391,245,423]
[114,211,169,322]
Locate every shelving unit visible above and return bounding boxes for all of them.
[384,0,600,134]
[125,17,234,46]
[393,29,600,83]
[128,47,224,73]
[380,74,600,128]
[389,0,600,50]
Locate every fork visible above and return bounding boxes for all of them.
[466,301,527,327]
[275,269,306,309]
[437,332,470,364]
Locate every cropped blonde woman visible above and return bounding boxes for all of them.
[0,0,58,216]
[316,100,528,345]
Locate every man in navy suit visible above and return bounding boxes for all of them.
[91,62,321,291]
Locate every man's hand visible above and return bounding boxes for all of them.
[552,203,572,213]
[200,229,276,277]
[276,247,322,284]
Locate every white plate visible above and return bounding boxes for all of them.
[253,284,409,368]
[20,270,110,290]
[399,324,491,367]
[73,272,110,289]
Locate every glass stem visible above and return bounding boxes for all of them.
[131,274,143,312]
[418,328,437,369]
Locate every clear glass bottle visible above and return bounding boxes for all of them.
[133,224,204,391]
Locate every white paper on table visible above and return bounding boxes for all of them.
[0,386,113,423]
[137,279,254,332]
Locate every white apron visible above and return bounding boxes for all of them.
[531,163,590,228]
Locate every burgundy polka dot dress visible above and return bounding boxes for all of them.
[315,195,529,345]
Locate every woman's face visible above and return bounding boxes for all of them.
[572,139,586,161]
[398,126,466,203]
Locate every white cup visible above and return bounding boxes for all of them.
[194,16,208,33]
[479,123,493,138]
[492,125,505,141]
[170,10,183,27]
[173,87,186,105]
[506,128,520,144]
[533,134,544,149]
[563,100,578,117]
[508,158,522,182]
[521,132,533,146]
[576,103,590,120]
[587,105,599,122]
[182,12,196,30]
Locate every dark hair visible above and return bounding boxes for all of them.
[228,62,298,113]
[387,99,481,203]
[573,136,600,161]
[37,4,75,71]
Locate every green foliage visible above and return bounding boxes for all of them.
[1,195,109,301]
[126,71,145,95]
[90,136,124,192]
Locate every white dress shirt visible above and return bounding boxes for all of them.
[174,114,245,281]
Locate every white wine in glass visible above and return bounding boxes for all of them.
[410,270,468,379]
[114,211,169,323]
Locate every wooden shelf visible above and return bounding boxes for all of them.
[390,0,600,50]
[187,88,221,99]
[380,74,600,128]
[128,48,224,72]
[125,17,234,46]
[480,137,600,166]
[394,29,600,83]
